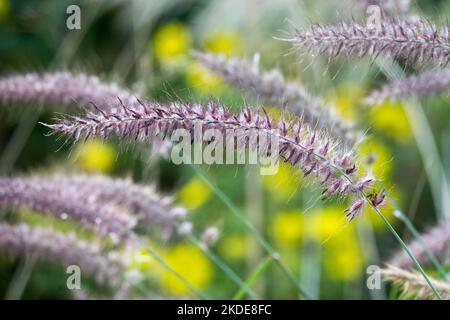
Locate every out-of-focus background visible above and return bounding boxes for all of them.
[0,0,449,299]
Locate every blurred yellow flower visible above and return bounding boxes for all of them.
[178,177,212,210]
[331,83,364,121]
[185,61,223,95]
[305,207,347,242]
[152,22,192,65]
[162,244,213,296]
[264,106,296,122]
[370,101,412,143]
[357,138,393,180]
[74,139,115,173]
[301,206,364,280]
[271,210,304,247]
[324,236,364,281]
[218,234,247,261]
[204,30,242,56]
[0,0,9,21]
[262,162,301,201]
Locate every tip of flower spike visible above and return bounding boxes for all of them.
[39,121,62,136]
[345,198,366,221]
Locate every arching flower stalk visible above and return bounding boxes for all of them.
[44,99,385,218]
[285,17,450,67]
[193,51,361,147]
[0,176,138,239]
[389,220,450,269]
[365,68,450,105]
[0,222,129,287]
[41,173,187,238]
[382,265,450,300]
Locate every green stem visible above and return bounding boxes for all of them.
[393,207,448,280]
[191,165,314,300]
[368,201,443,300]
[187,233,259,299]
[145,246,211,300]
[233,255,274,300]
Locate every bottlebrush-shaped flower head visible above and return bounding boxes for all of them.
[44,99,385,218]
[382,265,450,299]
[365,68,450,105]
[0,71,171,156]
[285,17,450,67]
[0,176,138,239]
[0,71,140,112]
[41,173,187,238]
[193,51,361,147]
[0,222,128,287]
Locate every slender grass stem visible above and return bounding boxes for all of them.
[393,207,448,280]
[145,246,211,300]
[191,164,314,300]
[186,233,259,299]
[233,255,274,300]
[370,202,443,299]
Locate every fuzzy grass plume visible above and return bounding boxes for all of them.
[42,173,187,238]
[286,17,450,67]
[193,51,361,147]
[0,222,128,287]
[365,68,450,105]
[0,176,138,239]
[0,174,187,239]
[382,265,450,300]
[0,71,139,112]
[44,99,384,219]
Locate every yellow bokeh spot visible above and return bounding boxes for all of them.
[305,207,347,242]
[357,138,393,180]
[152,22,192,65]
[262,162,301,201]
[204,30,242,57]
[178,177,212,210]
[185,61,223,95]
[324,239,364,281]
[301,206,365,280]
[218,234,247,261]
[271,210,304,247]
[0,0,9,21]
[162,244,213,296]
[370,101,412,143]
[74,139,115,173]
